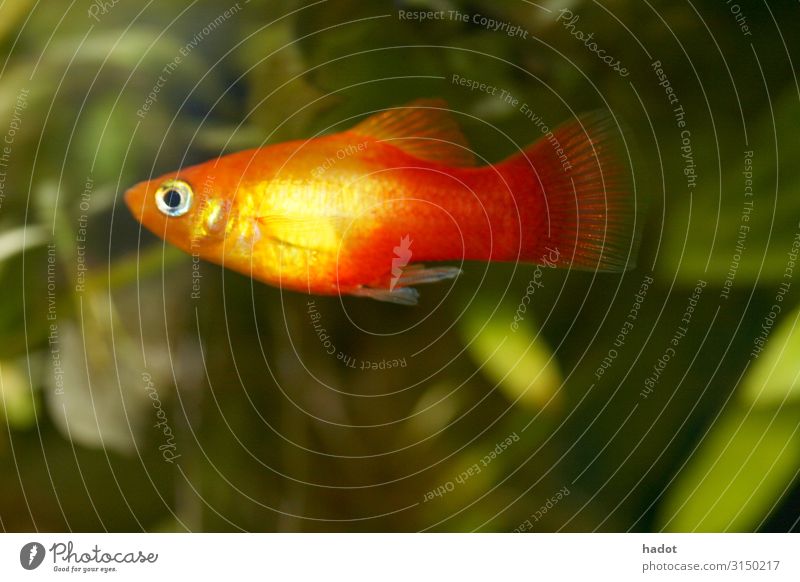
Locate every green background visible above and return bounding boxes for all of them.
[0,0,798,532]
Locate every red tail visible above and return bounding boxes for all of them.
[500,113,640,272]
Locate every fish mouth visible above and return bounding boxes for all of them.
[123,183,146,221]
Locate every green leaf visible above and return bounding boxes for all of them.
[660,89,800,285]
[741,304,800,407]
[0,360,37,429]
[660,406,800,532]
[43,293,150,453]
[402,382,462,441]
[0,0,33,45]
[460,296,562,409]
[0,225,48,264]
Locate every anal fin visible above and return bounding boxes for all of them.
[350,286,420,306]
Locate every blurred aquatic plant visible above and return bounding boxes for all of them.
[659,300,800,531]
[42,293,146,453]
[659,406,800,532]
[0,359,37,430]
[741,304,800,408]
[460,295,562,410]
[0,0,798,533]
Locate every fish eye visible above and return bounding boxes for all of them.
[155,179,193,217]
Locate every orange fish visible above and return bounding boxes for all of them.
[125,99,639,304]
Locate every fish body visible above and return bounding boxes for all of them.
[125,99,638,304]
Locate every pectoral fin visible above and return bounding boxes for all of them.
[391,264,461,288]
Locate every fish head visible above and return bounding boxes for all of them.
[124,162,234,256]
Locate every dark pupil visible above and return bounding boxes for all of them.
[163,189,182,209]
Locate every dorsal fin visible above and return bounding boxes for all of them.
[350,98,476,167]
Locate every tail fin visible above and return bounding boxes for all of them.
[505,112,640,272]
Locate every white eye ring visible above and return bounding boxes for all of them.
[155,179,193,217]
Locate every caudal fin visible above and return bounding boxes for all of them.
[505,112,640,272]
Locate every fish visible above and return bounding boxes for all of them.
[124,99,639,305]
